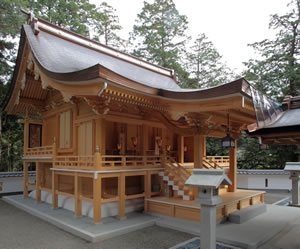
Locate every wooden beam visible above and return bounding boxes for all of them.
[228,140,237,192]
[36,162,41,202]
[194,135,204,169]
[142,124,148,156]
[52,170,58,208]
[178,135,184,164]
[75,173,82,217]
[118,173,126,219]
[144,171,151,212]
[93,176,101,223]
[23,161,28,197]
[19,97,45,108]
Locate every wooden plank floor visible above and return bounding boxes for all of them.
[145,189,266,222]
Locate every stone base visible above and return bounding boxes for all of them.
[228,204,267,224]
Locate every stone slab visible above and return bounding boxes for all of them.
[217,205,300,249]
[4,196,300,249]
[228,203,267,224]
[3,195,157,242]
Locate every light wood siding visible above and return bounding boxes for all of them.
[59,110,71,148]
[78,121,93,155]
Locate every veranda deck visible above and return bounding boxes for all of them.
[145,189,265,222]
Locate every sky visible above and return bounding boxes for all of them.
[90,0,291,73]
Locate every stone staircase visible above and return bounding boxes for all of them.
[159,159,194,200]
[160,157,229,201]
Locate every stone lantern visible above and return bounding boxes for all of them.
[185,169,232,249]
[284,162,300,206]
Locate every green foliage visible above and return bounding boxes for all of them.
[130,0,190,83]
[184,33,236,89]
[0,0,27,86]
[244,0,300,100]
[206,137,229,156]
[237,134,300,169]
[92,2,126,50]
[27,0,96,36]
[0,114,24,172]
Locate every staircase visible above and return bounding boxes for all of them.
[160,158,194,201]
[160,156,229,201]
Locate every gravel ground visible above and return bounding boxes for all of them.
[0,200,194,249]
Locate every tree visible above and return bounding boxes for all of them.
[27,0,96,36]
[130,0,190,83]
[185,33,235,89]
[0,0,27,171]
[92,2,126,50]
[244,0,300,100]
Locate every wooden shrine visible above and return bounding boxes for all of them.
[3,13,267,223]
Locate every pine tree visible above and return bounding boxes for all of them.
[244,0,300,100]
[130,0,190,83]
[28,0,96,36]
[186,33,235,89]
[92,2,125,50]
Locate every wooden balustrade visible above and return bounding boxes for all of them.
[24,145,54,157]
[54,156,95,170]
[205,156,229,164]
[99,155,163,170]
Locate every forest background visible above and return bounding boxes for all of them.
[0,0,299,171]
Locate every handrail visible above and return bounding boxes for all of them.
[54,155,95,170]
[24,145,54,157]
[100,155,163,170]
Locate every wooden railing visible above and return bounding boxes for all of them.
[24,145,54,157]
[99,155,163,170]
[54,156,95,170]
[205,156,229,168]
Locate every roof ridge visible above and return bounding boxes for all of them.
[25,12,176,80]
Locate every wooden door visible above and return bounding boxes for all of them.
[78,121,93,155]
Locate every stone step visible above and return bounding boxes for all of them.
[228,203,267,224]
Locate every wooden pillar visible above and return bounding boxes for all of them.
[144,171,151,212]
[93,175,101,223]
[228,140,237,192]
[202,136,206,158]
[23,161,28,197]
[52,171,58,208]
[36,162,41,202]
[178,135,184,164]
[118,173,126,219]
[24,117,29,152]
[94,146,101,171]
[142,124,148,156]
[75,173,82,217]
[194,135,204,168]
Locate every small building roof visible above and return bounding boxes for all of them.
[248,96,300,146]
[185,169,232,188]
[284,162,300,172]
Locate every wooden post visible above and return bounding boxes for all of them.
[202,136,206,158]
[93,175,101,223]
[228,140,237,192]
[23,161,28,197]
[178,135,184,164]
[118,173,126,219]
[75,173,82,217]
[52,171,58,208]
[24,117,29,153]
[94,145,101,171]
[142,124,148,156]
[144,171,151,212]
[194,135,204,168]
[36,162,41,202]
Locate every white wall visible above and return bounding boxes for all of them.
[238,174,291,190]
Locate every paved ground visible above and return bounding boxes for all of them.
[263,190,291,205]
[0,200,194,249]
